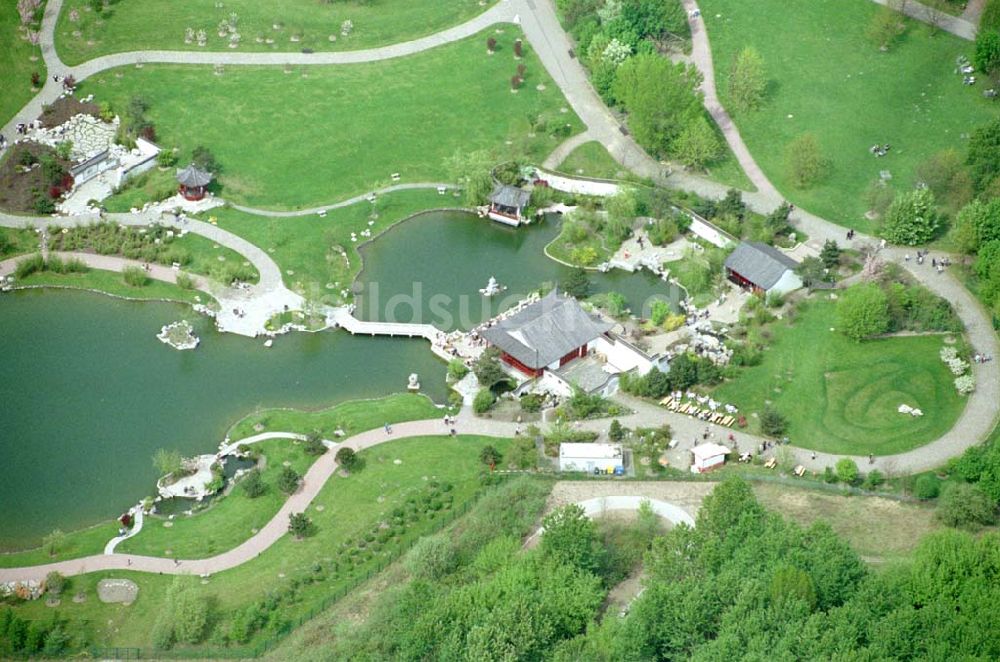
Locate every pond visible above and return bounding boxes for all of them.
[354,211,684,330]
[0,289,447,550]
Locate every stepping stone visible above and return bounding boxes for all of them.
[315,505,325,512]
[278,572,286,578]
[283,460,291,467]
[163,521,173,528]
[72,593,86,603]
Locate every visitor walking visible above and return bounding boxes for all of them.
[869,453,875,465]
[384,422,392,434]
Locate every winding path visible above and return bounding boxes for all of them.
[0,208,304,335]
[1,0,998,582]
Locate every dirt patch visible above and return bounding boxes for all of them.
[39,97,101,128]
[752,483,940,559]
[0,142,73,213]
[603,571,645,617]
[96,578,139,605]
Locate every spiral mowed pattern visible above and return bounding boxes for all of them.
[715,301,965,456]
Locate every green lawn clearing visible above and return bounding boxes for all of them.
[210,188,454,300]
[0,520,119,569]
[0,226,41,259]
[0,2,44,127]
[117,437,318,559]
[14,267,210,306]
[714,298,966,455]
[226,392,442,441]
[700,0,1000,230]
[79,29,584,210]
[554,140,626,180]
[8,434,511,652]
[54,0,496,66]
[102,168,178,213]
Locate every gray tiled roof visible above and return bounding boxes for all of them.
[724,242,799,289]
[176,164,213,187]
[488,183,531,209]
[481,290,612,369]
[553,356,614,393]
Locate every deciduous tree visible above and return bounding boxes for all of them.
[728,46,768,111]
[880,187,940,245]
[785,133,827,188]
[613,54,703,156]
[674,116,722,169]
[837,283,890,341]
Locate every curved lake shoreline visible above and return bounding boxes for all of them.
[0,289,446,550]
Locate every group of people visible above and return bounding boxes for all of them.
[442,415,458,436]
[845,228,857,240]
[869,143,891,157]
[974,353,993,363]
[903,251,951,273]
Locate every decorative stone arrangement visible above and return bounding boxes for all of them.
[26,113,118,161]
[96,578,139,605]
[0,580,44,600]
[157,320,200,350]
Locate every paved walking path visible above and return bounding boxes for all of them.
[0,209,304,335]
[962,0,988,25]
[870,0,978,40]
[542,130,596,170]
[1,0,998,584]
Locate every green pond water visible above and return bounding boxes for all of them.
[0,289,446,550]
[355,211,683,330]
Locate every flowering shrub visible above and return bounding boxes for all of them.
[947,357,969,375]
[955,374,976,395]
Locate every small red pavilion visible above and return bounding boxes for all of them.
[176,164,213,201]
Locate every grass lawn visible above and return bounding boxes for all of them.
[753,482,941,563]
[714,298,966,455]
[79,29,584,210]
[14,267,210,306]
[699,0,1000,230]
[0,520,119,569]
[118,437,318,559]
[210,188,455,300]
[226,392,443,441]
[1,394,440,566]
[102,168,178,213]
[8,435,511,651]
[555,140,627,180]
[54,0,496,66]
[0,226,41,258]
[0,2,44,127]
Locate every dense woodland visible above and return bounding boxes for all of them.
[302,477,1000,660]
